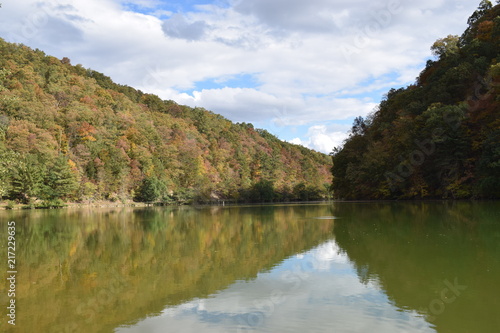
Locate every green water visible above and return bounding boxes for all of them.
[0,202,499,332]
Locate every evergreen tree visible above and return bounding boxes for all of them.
[40,156,79,200]
[10,155,45,203]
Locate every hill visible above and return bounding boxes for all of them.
[331,1,500,200]
[0,38,331,206]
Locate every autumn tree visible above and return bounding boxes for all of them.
[431,35,460,58]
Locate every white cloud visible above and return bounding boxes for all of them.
[289,138,304,145]
[290,124,351,154]
[0,0,482,152]
[172,87,377,127]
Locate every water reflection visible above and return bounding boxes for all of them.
[116,201,500,333]
[1,202,499,333]
[0,204,336,333]
[117,239,432,333]
[332,201,500,333]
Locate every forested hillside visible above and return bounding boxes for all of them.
[0,39,331,206]
[331,1,500,200]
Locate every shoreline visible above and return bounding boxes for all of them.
[0,200,154,210]
[1,198,497,211]
[0,199,336,210]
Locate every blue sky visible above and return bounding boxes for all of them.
[179,73,260,94]
[0,0,481,153]
[122,0,230,14]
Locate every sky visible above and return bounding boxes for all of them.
[0,0,482,153]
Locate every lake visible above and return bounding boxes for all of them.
[0,202,499,332]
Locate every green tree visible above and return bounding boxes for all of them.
[134,176,167,202]
[251,180,275,202]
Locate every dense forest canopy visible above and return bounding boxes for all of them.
[331,1,500,200]
[0,38,332,206]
